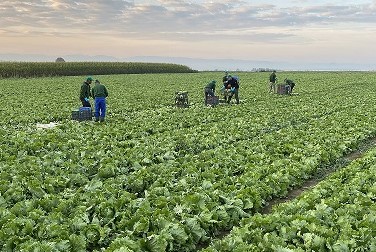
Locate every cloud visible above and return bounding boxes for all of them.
[1,0,376,63]
[2,1,376,37]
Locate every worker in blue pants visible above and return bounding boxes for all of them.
[91,80,109,122]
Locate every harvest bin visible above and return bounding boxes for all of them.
[72,107,92,121]
[175,91,189,108]
[207,96,219,106]
[276,84,290,95]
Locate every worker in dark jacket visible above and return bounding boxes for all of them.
[91,79,109,122]
[269,70,277,93]
[222,71,230,102]
[204,80,216,105]
[227,75,240,104]
[284,78,295,94]
[80,76,93,107]
[222,71,229,85]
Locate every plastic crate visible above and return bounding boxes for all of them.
[276,84,290,95]
[175,91,189,108]
[72,107,92,121]
[207,96,219,106]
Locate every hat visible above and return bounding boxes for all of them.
[86,76,94,81]
[211,80,216,84]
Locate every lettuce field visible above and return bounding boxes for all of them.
[1,71,376,251]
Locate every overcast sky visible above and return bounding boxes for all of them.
[1,0,376,67]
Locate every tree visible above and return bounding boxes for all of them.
[55,57,65,62]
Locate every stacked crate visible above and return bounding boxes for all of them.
[72,107,93,121]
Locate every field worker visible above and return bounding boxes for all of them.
[80,76,93,107]
[222,71,229,85]
[227,75,240,104]
[222,71,230,102]
[91,79,109,122]
[284,78,296,94]
[269,70,277,93]
[204,80,216,105]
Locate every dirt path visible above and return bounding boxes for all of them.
[262,137,376,214]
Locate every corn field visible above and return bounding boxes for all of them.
[0,62,197,78]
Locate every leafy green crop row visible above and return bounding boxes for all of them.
[203,147,376,251]
[0,71,376,251]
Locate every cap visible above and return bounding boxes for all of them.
[86,76,94,81]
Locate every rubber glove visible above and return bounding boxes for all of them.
[231,87,235,92]
[84,97,89,102]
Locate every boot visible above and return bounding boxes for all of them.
[99,117,105,122]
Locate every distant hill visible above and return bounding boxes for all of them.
[126,56,375,71]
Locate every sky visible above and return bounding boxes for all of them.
[1,0,376,70]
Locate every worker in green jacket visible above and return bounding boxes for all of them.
[269,70,277,93]
[80,76,93,107]
[91,79,109,122]
[204,80,216,105]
